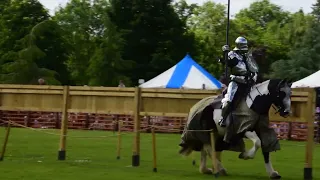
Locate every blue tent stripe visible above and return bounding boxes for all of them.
[166,54,221,89]
[166,57,192,88]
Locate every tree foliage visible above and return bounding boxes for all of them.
[269,1,320,81]
[0,0,65,84]
[108,0,196,84]
[0,0,319,86]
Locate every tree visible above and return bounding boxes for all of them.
[86,1,133,86]
[54,0,97,85]
[186,1,238,77]
[269,23,320,81]
[269,0,320,80]
[54,0,131,86]
[0,0,66,84]
[173,0,198,25]
[108,0,196,85]
[233,0,292,78]
[279,10,313,48]
[235,0,290,29]
[24,20,70,84]
[312,0,320,20]
[0,0,49,62]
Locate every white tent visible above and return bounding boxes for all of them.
[291,70,320,88]
[139,54,222,90]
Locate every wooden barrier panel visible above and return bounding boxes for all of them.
[140,88,220,117]
[68,86,135,115]
[0,85,63,112]
[0,85,313,122]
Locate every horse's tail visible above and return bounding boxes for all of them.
[178,112,193,156]
[178,96,220,156]
[178,143,193,156]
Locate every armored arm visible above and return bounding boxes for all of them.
[218,53,238,68]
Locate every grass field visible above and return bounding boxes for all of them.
[0,127,320,180]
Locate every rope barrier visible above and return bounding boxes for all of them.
[1,119,314,146]
[0,119,153,139]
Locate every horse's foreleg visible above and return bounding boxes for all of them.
[199,146,212,174]
[239,131,261,160]
[263,152,281,179]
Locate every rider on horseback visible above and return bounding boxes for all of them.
[218,36,259,127]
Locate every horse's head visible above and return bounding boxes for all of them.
[269,79,293,118]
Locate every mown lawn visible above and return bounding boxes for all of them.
[0,127,319,180]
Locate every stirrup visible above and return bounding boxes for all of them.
[218,118,226,127]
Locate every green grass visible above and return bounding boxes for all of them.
[0,127,320,180]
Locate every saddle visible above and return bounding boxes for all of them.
[222,84,253,143]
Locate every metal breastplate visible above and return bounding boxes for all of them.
[229,52,248,76]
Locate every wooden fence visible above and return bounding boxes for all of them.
[0,84,317,177]
[0,84,317,136]
[0,85,317,138]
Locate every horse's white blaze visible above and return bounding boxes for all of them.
[243,131,261,159]
[213,109,225,136]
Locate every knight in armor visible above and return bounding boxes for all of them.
[218,36,259,127]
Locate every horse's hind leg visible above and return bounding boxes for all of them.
[199,146,213,174]
[216,151,228,176]
[202,145,228,176]
[239,131,261,160]
[263,152,281,179]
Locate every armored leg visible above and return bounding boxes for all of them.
[219,81,238,127]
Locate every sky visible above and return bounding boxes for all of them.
[39,0,316,16]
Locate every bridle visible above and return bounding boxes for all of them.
[254,80,286,115]
[248,79,290,117]
[272,80,289,115]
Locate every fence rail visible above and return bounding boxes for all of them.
[0,84,316,141]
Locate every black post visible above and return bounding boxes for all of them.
[224,0,231,84]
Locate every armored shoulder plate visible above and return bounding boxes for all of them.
[245,50,259,73]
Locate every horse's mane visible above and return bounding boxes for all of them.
[251,79,284,97]
[253,79,284,88]
[253,79,270,89]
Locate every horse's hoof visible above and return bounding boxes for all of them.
[238,152,244,159]
[192,160,196,166]
[213,172,219,178]
[270,172,281,179]
[200,168,213,175]
[238,152,251,160]
[239,152,249,159]
[219,169,228,176]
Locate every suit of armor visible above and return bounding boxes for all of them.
[219,37,258,127]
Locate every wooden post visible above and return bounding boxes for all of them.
[132,87,141,166]
[58,86,69,160]
[210,130,219,177]
[116,120,122,160]
[0,121,11,161]
[304,88,316,180]
[151,127,157,172]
